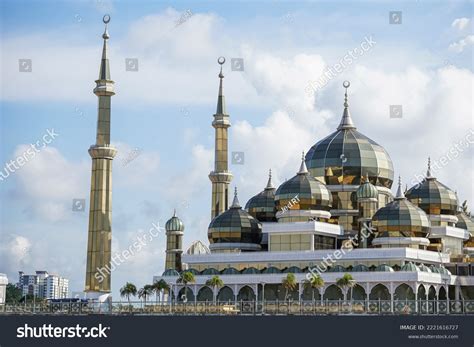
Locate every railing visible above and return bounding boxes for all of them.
[1,300,473,315]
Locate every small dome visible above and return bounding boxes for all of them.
[166,210,184,232]
[430,265,441,274]
[328,265,346,272]
[275,154,332,212]
[242,267,259,274]
[283,266,303,273]
[439,267,451,275]
[352,264,369,272]
[262,266,281,274]
[406,159,458,216]
[305,82,394,188]
[456,210,474,237]
[419,264,432,273]
[375,264,394,272]
[245,170,277,222]
[356,174,378,200]
[401,262,420,272]
[186,240,210,255]
[208,188,262,251]
[162,269,180,277]
[202,268,219,275]
[221,267,239,275]
[373,178,430,239]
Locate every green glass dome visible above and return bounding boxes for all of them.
[401,262,420,272]
[356,174,379,200]
[245,170,277,222]
[352,264,369,272]
[372,180,430,238]
[375,264,394,272]
[208,188,262,249]
[305,83,394,188]
[456,212,474,235]
[165,211,184,232]
[419,264,432,273]
[162,269,180,276]
[275,155,332,212]
[406,162,458,216]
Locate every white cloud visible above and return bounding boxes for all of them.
[451,17,471,31]
[13,146,89,222]
[449,35,474,53]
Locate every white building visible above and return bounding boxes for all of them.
[0,273,8,304]
[18,271,69,300]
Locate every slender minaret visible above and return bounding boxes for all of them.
[84,15,117,296]
[209,57,233,219]
[165,210,184,272]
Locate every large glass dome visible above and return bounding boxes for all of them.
[372,182,430,239]
[275,155,332,212]
[208,188,262,251]
[406,167,458,216]
[305,82,394,188]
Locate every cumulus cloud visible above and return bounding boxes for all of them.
[12,145,89,222]
[449,35,474,53]
[451,17,471,31]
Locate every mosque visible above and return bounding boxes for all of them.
[85,16,474,311]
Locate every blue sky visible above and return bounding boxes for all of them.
[1,0,472,299]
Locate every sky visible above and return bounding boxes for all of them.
[0,0,473,300]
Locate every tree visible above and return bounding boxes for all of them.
[177,271,195,302]
[336,273,356,301]
[138,285,154,306]
[205,275,224,303]
[281,273,297,302]
[5,284,22,303]
[303,273,324,302]
[152,279,169,303]
[119,282,137,306]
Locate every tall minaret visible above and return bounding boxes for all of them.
[84,15,117,296]
[208,57,233,219]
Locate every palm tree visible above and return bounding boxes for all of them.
[281,273,297,302]
[177,271,195,302]
[119,282,137,306]
[303,273,324,302]
[336,273,356,301]
[138,284,154,306]
[205,275,224,303]
[152,279,169,304]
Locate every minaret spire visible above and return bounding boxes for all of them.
[337,81,356,130]
[298,151,309,174]
[265,169,274,190]
[216,57,226,115]
[209,57,233,219]
[98,15,111,81]
[85,15,117,297]
[231,187,241,208]
[426,156,434,179]
[395,176,405,200]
